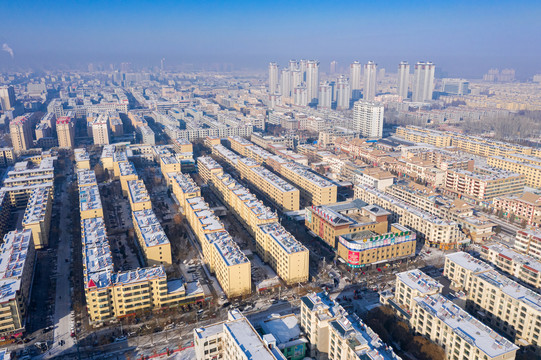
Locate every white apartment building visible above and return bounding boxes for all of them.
[353,100,384,139]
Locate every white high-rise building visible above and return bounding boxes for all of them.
[350,61,362,101]
[289,60,298,72]
[291,70,303,92]
[280,69,291,97]
[442,78,469,95]
[305,60,319,104]
[397,61,410,100]
[268,62,279,94]
[363,61,377,101]
[318,83,332,110]
[299,60,308,79]
[294,86,308,107]
[336,75,350,110]
[330,60,338,74]
[353,100,384,139]
[412,61,435,102]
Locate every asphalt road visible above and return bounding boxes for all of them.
[43,169,75,358]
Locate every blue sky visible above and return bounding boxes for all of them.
[0,0,540,77]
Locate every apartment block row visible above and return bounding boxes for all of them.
[78,170,204,323]
[222,136,337,206]
[445,252,541,348]
[383,268,518,360]
[395,125,541,158]
[198,156,309,285]
[167,170,251,298]
[354,185,466,249]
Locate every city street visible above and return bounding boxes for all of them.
[43,168,75,359]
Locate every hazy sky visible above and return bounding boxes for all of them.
[1,0,540,78]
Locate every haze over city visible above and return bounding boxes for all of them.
[1,0,541,78]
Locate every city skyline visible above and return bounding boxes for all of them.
[1,0,540,78]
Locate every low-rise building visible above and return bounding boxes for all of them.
[391,269,443,315]
[79,184,103,219]
[488,155,541,189]
[132,209,172,266]
[299,292,401,359]
[354,167,395,190]
[197,156,224,184]
[160,155,180,181]
[168,172,201,208]
[255,223,309,285]
[305,199,388,248]
[337,223,416,269]
[444,168,525,203]
[100,145,115,171]
[118,161,138,195]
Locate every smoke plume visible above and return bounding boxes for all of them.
[2,44,14,58]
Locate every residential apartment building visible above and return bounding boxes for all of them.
[168,172,201,208]
[22,186,52,249]
[184,196,251,298]
[411,294,518,360]
[118,161,138,195]
[355,185,466,249]
[444,168,525,203]
[127,180,152,211]
[444,251,493,290]
[466,269,541,348]
[10,114,34,153]
[79,184,103,219]
[56,116,75,148]
[278,163,337,206]
[197,156,224,184]
[299,292,401,359]
[391,269,443,315]
[237,157,300,211]
[480,244,541,289]
[515,229,541,259]
[194,310,287,360]
[74,148,91,170]
[91,115,110,145]
[0,230,35,337]
[493,192,541,227]
[255,223,309,285]
[487,155,541,189]
[132,209,172,266]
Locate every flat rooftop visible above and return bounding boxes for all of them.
[397,269,443,294]
[22,187,50,225]
[169,172,200,194]
[414,294,518,358]
[0,230,33,303]
[132,209,170,247]
[206,230,249,267]
[197,156,223,171]
[483,244,541,274]
[128,180,151,204]
[446,251,493,274]
[119,161,137,176]
[258,223,307,254]
[77,169,97,187]
[79,185,103,212]
[250,165,298,193]
[282,163,335,188]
